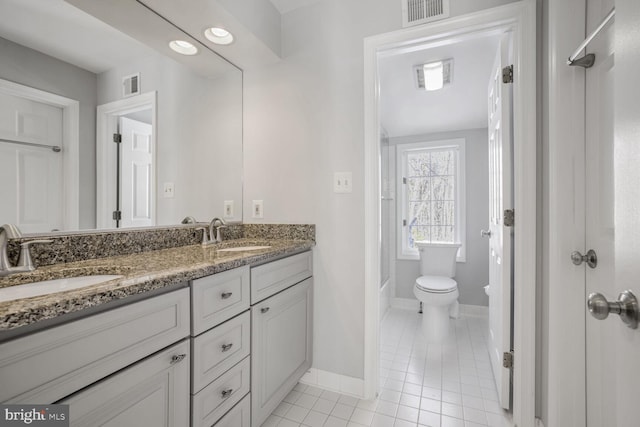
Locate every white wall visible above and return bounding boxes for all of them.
[243,0,517,381]
[390,129,490,306]
[97,54,243,225]
[0,37,97,229]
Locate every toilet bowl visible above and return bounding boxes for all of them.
[413,242,461,342]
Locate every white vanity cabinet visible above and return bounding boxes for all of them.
[61,340,190,426]
[190,265,251,427]
[250,252,313,427]
[0,287,190,405]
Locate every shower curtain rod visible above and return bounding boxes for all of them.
[567,7,615,68]
[0,137,61,152]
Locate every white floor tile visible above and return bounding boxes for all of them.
[267,309,501,427]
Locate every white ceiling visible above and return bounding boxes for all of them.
[379,34,501,138]
[0,0,154,74]
[268,0,322,14]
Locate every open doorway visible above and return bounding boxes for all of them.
[364,2,536,426]
[96,92,156,229]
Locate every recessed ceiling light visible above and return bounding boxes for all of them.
[169,40,198,55]
[204,27,234,45]
[414,59,453,91]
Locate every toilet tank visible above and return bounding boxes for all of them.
[415,242,461,277]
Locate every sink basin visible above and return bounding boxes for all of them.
[0,275,123,303]
[216,246,271,253]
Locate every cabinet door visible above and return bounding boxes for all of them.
[61,340,190,427]
[251,278,313,427]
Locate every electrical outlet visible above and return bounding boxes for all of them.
[224,200,234,219]
[334,172,353,193]
[163,182,175,198]
[252,200,264,219]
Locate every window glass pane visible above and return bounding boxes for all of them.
[431,150,455,176]
[431,176,455,201]
[431,226,454,243]
[407,177,430,202]
[407,151,432,177]
[409,201,431,225]
[409,225,430,248]
[431,201,455,227]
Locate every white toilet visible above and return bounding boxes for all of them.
[413,242,461,342]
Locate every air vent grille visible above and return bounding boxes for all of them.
[402,0,450,28]
[122,73,140,98]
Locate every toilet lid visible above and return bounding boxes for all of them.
[416,276,457,293]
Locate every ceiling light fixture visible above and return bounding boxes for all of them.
[169,40,198,55]
[204,27,234,45]
[414,59,453,91]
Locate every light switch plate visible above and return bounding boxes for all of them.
[224,200,234,218]
[252,200,264,218]
[163,182,175,198]
[334,172,353,193]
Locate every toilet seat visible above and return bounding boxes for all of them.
[415,276,457,293]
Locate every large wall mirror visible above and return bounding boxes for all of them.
[0,0,242,233]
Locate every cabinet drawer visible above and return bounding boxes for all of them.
[192,356,250,427]
[192,311,250,393]
[192,266,250,336]
[0,288,190,404]
[61,340,190,427]
[251,251,312,303]
[214,393,250,427]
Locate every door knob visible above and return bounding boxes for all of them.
[571,249,597,268]
[587,290,639,329]
[480,229,492,238]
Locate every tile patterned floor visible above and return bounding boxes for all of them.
[263,308,512,427]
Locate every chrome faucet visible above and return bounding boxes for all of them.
[196,218,227,246]
[209,218,227,243]
[0,224,52,277]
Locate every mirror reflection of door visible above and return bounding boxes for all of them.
[0,87,64,233]
[118,114,153,228]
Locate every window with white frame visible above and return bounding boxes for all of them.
[396,138,466,261]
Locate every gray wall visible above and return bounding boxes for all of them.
[390,128,490,306]
[0,37,97,229]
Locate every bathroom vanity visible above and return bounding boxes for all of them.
[0,227,314,427]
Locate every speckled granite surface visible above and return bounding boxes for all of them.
[7,224,314,267]
[0,238,314,331]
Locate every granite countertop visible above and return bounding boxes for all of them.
[0,238,314,332]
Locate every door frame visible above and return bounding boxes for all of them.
[363,1,537,426]
[0,78,80,230]
[96,92,157,229]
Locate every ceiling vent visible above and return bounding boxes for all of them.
[402,0,450,28]
[122,73,140,98]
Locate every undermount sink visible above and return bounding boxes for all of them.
[216,246,271,253]
[0,275,123,303]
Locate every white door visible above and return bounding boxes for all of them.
[583,2,640,425]
[0,92,63,233]
[119,116,154,228]
[486,34,513,410]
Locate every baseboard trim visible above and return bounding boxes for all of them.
[535,418,545,427]
[299,368,365,398]
[460,304,489,316]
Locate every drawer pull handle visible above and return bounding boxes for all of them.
[170,354,187,365]
[221,343,233,352]
[221,388,233,398]
[261,307,270,313]
[221,292,233,299]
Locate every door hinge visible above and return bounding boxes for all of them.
[504,209,515,227]
[402,177,407,184]
[113,133,122,143]
[112,210,122,221]
[503,350,514,369]
[403,219,407,226]
[502,65,514,84]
